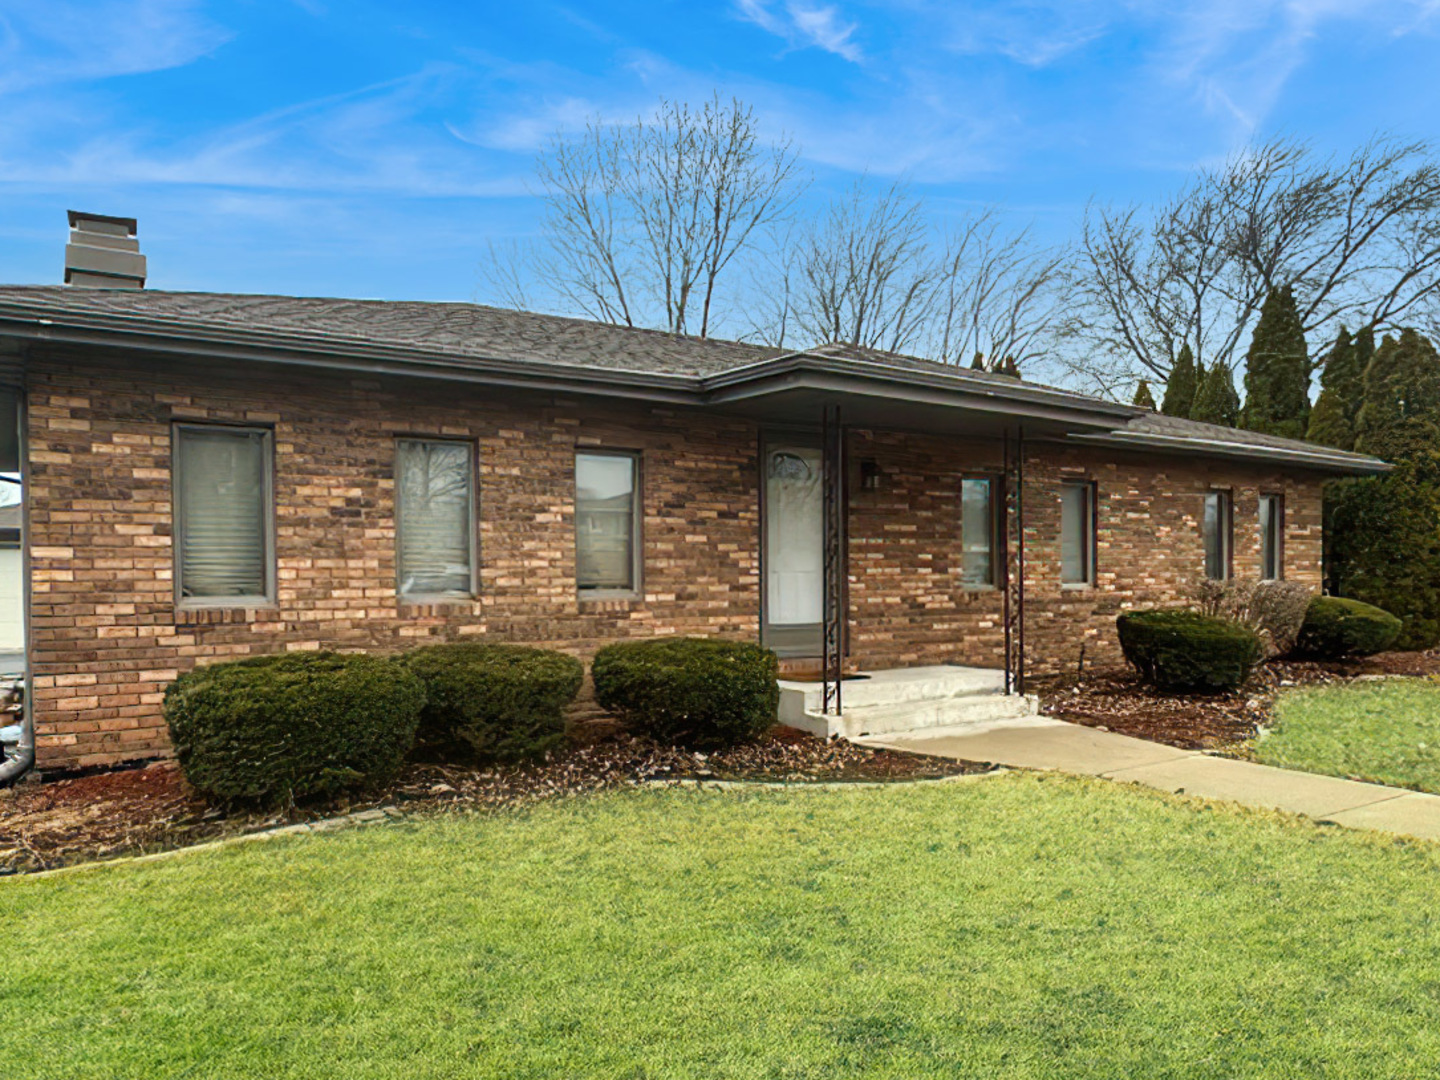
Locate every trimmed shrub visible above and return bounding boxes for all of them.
[402,643,583,762]
[1294,596,1402,659]
[164,651,426,806]
[592,637,779,748]
[1116,609,1263,693]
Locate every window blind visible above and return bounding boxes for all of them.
[176,426,270,600]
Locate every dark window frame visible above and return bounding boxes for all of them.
[1259,492,1285,581]
[959,473,1003,590]
[575,449,643,599]
[172,422,276,610]
[394,436,479,603]
[1203,489,1234,581]
[1060,479,1098,588]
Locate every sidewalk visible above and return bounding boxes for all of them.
[859,717,1440,842]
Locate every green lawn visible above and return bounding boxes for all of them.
[6,775,1440,1079]
[1255,679,1440,792]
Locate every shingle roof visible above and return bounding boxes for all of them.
[0,284,1389,474]
[0,286,780,378]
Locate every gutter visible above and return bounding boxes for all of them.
[1074,430,1392,475]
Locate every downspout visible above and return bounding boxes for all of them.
[1,385,32,784]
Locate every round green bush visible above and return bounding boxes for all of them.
[163,651,426,806]
[591,637,780,748]
[1116,609,1263,693]
[1293,596,1403,659]
[402,643,583,762]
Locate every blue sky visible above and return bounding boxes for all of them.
[1,0,1438,308]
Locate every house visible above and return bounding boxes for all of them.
[0,215,1388,775]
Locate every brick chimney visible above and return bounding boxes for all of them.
[64,210,146,289]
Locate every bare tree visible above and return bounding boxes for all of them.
[485,95,804,338]
[787,180,937,353]
[932,213,1072,370]
[765,183,1070,370]
[1067,136,1440,390]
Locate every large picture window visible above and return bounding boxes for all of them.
[1204,491,1233,580]
[576,452,639,594]
[396,439,475,599]
[174,424,273,604]
[960,477,998,588]
[1060,481,1096,586]
[1259,494,1284,581]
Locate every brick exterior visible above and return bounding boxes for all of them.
[24,345,1323,769]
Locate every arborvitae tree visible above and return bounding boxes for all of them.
[1161,343,1198,418]
[1001,355,1020,378]
[1191,362,1240,427]
[1354,329,1440,465]
[1327,468,1440,649]
[1307,327,1360,450]
[1307,390,1352,450]
[1132,380,1157,409]
[1327,327,1440,649]
[1240,285,1311,439]
[971,352,986,371]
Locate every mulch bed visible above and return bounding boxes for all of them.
[0,727,989,875]
[1038,649,1440,751]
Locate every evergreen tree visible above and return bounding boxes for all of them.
[971,352,986,371]
[1354,329,1440,466]
[1307,389,1352,450]
[1161,343,1198,418]
[1306,327,1360,450]
[1327,326,1440,649]
[1240,285,1311,440]
[1132,380,1157,409]
[1191,362,1240,427]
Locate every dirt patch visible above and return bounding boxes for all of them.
[1038,649,1440,751]
[0,727,989,874]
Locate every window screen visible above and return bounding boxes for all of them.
[576,452,638,592]
[175,425,272,602]
[396,439,474,599]
[1259,494,1283,581]
[1204,491,1233,580]
[960,478,996,587]
[1060,481,1094,586]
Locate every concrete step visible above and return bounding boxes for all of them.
[778,665,1006,716]
[777,665,1035,739]
[839,693,1038,738]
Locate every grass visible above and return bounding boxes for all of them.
[1255,678,1440,793]
[6,774,1440,1078]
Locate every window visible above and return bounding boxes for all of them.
[1259,494,1284,581]
[1060,481,1096,586]
[960,477,998,588]
[396,439,475,599]
[576,452,639,594]
[1203,491,1233,580]
[174,424,273,604]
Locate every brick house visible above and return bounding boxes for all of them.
[0,281,1386,774]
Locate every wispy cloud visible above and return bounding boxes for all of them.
[0,0,230,94]
[735,0,863,62]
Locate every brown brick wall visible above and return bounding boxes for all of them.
[23,346,1324,769]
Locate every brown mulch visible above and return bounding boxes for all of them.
[0,727,989,875]
[1039,649,1440,751]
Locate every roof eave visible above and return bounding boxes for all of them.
[1074,430,1392,475]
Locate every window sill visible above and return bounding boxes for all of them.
[398,594,478,607]
[579,590,642,604]
[1060,582,1094,591]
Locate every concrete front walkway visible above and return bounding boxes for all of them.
[860,717,1440,842]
